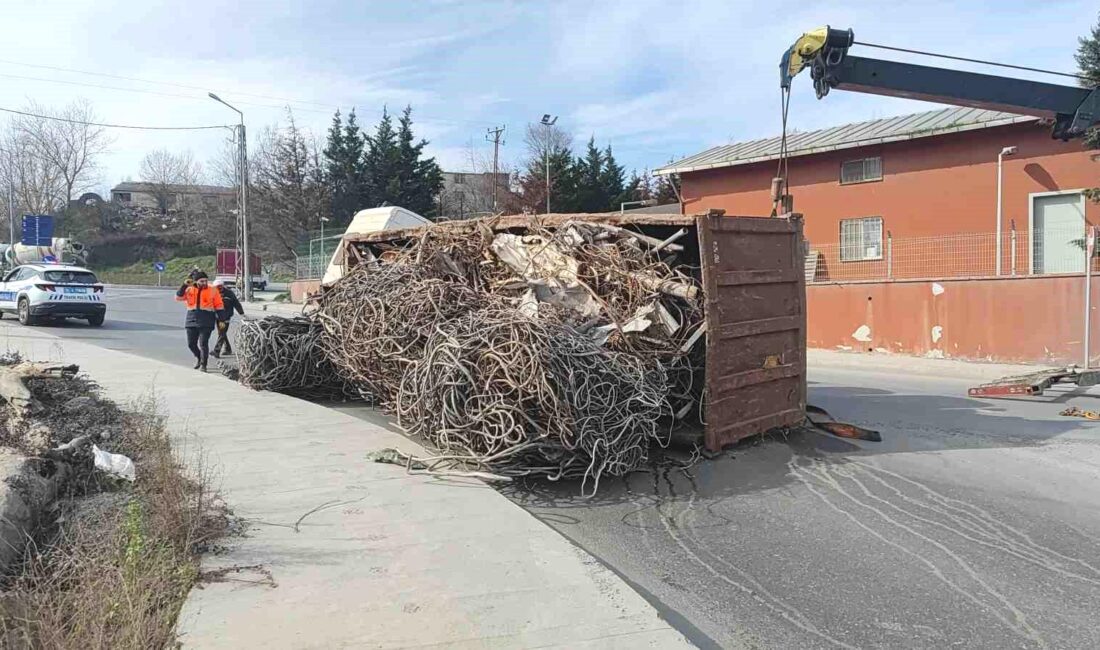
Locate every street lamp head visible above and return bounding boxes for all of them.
[208,92,221,101]
[541,114,558,126]
[1001,146,1018,156]
[541,114,551,124]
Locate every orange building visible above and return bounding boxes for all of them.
[659,107,1099,282]
[658,108,1100,364]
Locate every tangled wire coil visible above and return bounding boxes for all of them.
[395,307,670,493]
[313,264,489,402]
[235,316,355,400]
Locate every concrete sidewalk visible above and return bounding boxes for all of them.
[4,327,690,649]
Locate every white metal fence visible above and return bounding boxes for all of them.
[807,225,1097,284]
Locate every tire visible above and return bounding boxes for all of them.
[17,298,34,326]
[87,313,105,327]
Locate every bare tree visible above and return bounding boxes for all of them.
[139,148,203,214]
[205,132,240,188]
[250,111,329,258]
[0,128,64,215]
[13,100,111,206]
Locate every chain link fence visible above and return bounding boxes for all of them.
[807,224,1097,284]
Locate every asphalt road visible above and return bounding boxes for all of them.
[22,287,1100,649]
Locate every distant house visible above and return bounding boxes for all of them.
[110,182,236,212]
[439,171,509,219]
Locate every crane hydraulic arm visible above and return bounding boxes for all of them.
[781,26,1100,140]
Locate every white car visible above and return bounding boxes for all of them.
[0,264,106,326]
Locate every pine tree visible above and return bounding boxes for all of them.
[363,107,400,208]
[323,110,349,220]
[343,109,368,214]
[395,105,444,218]
[1078,17,1100,151]
[600,145,627,210]
[574,137,605,212]
[323,109,368,223]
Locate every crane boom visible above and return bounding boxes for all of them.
[781,26,1100,140]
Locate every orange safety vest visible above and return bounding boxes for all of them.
[176,284,225,312]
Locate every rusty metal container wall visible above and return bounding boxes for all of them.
[698,214,806,451]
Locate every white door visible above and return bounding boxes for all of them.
[0,267,23,311]
[1032,192,1086,274]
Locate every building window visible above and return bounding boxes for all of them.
[453,173,467,185]
[840,157,883,184]
[840,217,883,261]
[116,192,131,202]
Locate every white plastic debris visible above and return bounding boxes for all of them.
[92,444,136,482]
[490,233,601,317]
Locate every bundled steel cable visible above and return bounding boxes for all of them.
[313,263,489,402]
[394,307,670,493]
[235,316,355,400]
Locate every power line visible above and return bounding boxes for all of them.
[0,58,340,110]
[0,106,230,131]
[0,65,502,127]
[854,41,1089,82]
[0,71,335,114]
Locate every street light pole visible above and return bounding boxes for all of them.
[540,114,557,214]
[7,180,13,250]
[320,216,330,278]
[209,92,251,300]
[996,146,1017,276]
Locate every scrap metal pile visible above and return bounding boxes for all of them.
[238,218,707,490]
[235,316,356,400]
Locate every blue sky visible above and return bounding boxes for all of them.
[2,0,1096,191]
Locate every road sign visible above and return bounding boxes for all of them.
[153,262,166,272]
[21,215,54,246]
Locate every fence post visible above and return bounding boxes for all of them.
[886,231,892,280]
[1010,220,1017,277]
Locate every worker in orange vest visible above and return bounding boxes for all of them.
[175,271,225,372]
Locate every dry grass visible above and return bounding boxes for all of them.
[0,393,226,649]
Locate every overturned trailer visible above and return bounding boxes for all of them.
[332,211,807,451]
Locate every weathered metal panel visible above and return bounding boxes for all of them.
[655,107,1035,175]
[700,214,806,450]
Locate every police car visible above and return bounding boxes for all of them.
[0,263,106,326]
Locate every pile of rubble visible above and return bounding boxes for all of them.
[237,217,707,491]
[0,357,134,574]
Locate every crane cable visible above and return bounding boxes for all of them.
[773,85,792,217]
[854,41,1091,83]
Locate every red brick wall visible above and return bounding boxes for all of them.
[681,122,1100,247]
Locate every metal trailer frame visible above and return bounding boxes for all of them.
[968,368,1100,398]
[338,211,808,451]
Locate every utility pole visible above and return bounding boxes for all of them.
[7,179,14,254]
[209,92,251,300]
[540,114,557,214]
[485,125,505,212]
